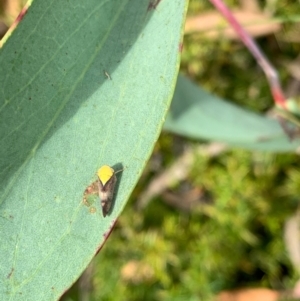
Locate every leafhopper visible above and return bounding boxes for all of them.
[97,165,123,217]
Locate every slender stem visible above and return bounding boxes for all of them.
[209,0,287,109]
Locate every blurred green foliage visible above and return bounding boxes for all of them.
[62,0,300,300]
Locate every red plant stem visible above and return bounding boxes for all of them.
[209,0,287,109]
[0,3,30,48]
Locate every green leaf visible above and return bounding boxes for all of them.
[0,0,188,299]
[164,74,300,151]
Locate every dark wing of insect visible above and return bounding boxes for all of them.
[98,174,117,217]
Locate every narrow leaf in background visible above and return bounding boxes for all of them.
[165,74,300,151]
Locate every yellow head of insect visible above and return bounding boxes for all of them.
[97,165,114,185]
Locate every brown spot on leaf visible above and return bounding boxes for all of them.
[89,207,96,214]
[82,181,98,207]
[7,268,14,279]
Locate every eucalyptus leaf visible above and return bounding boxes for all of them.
[0,0,188,299]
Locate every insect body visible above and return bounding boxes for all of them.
[97,165,122,217]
